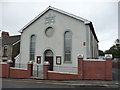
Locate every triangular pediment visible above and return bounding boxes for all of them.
[19,6,90,33]
[19,6,98,42]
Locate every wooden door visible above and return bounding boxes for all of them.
[45,56,53,71]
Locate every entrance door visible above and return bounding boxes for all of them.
[44,49,53,71]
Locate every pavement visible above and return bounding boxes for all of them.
[28,67,120,87]
[33,79,120,87]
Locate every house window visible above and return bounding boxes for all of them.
[64,31,72,62]
[3,46,8,57]
[30,35,36,61]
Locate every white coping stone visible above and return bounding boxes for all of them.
[48,71,77,75]
[28,61,33,64]
[78,54,84,58]
[105,54,112,59]
[0,62,7,64]
[44,61,50,65]
[83,59,105,61]
[7,60,13,63]
[10,67,27,70]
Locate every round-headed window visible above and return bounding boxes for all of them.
[45,27,54,37]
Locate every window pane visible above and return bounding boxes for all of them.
[65,32,71,39]
[65,53,71,61]
[65,47,71,52]
[30,35,36,61]
[64,31,72,61]
[45,27,54,37]
[3,46,7,57]
[65,39,71,47]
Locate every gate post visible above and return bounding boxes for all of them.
[28,61,33,76]
[43,61,49,79]
[78,54,84,79]
[7,60,13,78]
[105,54,112,80]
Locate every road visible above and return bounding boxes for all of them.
[2,79,76,88]
[1,78,119,89]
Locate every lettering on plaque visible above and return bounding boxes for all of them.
[45,14,55,25]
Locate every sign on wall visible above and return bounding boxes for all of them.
[44,13,56,25]
[56,56,61,65]
[37,56,41,64]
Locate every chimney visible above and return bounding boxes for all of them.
[1,31,9,37]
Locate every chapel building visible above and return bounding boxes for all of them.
[17,6,99,77]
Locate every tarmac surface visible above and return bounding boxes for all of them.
[1,77,119,88]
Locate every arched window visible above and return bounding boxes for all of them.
[30,35,36,61]
[3,46,8,57]
[64,31,72,62]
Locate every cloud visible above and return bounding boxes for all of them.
[1,1,118,51]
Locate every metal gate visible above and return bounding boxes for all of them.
[33,64,43,79]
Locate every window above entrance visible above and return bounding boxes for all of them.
[45,27,54,37]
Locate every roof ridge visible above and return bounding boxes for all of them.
[10,35,21,37]
[49,6,90,22]
[3,35,21,38]
[19,6,90,33]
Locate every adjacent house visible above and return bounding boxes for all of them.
[17,6,99,77]
[0,31,21,66]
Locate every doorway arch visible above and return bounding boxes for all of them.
[44,49,54,71]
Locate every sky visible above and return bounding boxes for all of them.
[0,0,119,51]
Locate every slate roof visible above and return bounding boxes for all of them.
[2,35,21,45]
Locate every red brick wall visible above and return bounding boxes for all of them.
[0,64,10,78]
[83,61,106,80]
[43,65,49,79]
[48,72,78,80]
[105,59,112,80]
[9,68,30,78]
[44,58,112,80]
[0,63,33,78]
[0,58,112,80]
[78,59,83,79]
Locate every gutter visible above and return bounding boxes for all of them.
[12,40,21,46]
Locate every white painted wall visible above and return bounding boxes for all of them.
[85,25,98,59]
[20,10,96,74]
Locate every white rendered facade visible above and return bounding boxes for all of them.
[18,7,99,77]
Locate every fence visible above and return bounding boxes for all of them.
[33,64,43,78]
[112,58,120,69]
[15,63,28,69]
